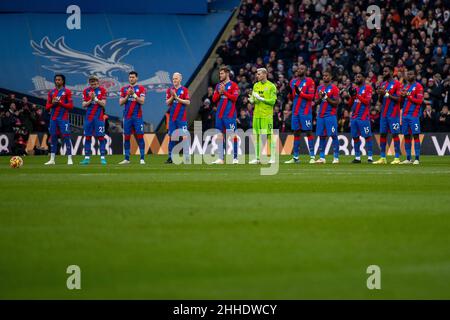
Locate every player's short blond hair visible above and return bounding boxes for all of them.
[173,72,183,80]
[256,68,268,74]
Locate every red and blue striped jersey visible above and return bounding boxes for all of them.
[289,77,315,116]
[120,85,146,119]
[350,84,373,121]
[83,86,107,121]
[401,82,424,118]
[45,87,73,121]
[212,80,239,119]
[380,79,401,118]
[315,83,339,118]
[166,86,190,122]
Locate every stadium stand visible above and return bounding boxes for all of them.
[202,0,450,133]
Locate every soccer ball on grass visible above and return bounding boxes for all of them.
[10,156,24,168]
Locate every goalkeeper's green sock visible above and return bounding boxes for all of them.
[255,134,260,160]
[268,134,276,159]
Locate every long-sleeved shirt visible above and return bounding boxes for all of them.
[251,80,277,118]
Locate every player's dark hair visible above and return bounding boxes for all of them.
[407,67,416,74]
[219,66,230,73]
[129,71,138,77]
[322,69,332,78]
[54,74,66,86]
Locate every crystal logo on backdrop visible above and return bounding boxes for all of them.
[29,36,171,98]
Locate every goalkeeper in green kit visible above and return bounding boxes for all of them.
[248,68,278,164]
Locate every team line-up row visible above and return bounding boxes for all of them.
[42,65,424,166]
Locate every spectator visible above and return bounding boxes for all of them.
[1,111,15,132]
[411,11,426,29]
[319,49,332,71]
[421,104,437,132]
[281,104,292,132]
[33,108,48,132]
[436,105,450,131]
[20,102,34,133]
[236,109,250,131]
[273,105,282,130]
[238,75,250,92]
[370,108,380,133]
[202,86,214,104]
[338,109,350,133]
[199,98,214,132]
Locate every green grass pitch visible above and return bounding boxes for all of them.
[1,155,449,299]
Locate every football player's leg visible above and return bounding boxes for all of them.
[60,120,72,157]
[80,135,92,165]
[331,136,339,159]
[393,134,400,159]
[379,117,388,158]
[181,121,190,162]
[46,120,58,163]
[351,120,361,159]
[328,117,339,160]
[413,134,420,161]
[301,116,315,159]
[123,119,132,161]
[225,120,238,160]
[252,118,261,160]
[390,118,401,159]
[405,135,412,161]
[411,119,421,162]
[82,120,94,163]
[215,118,225,160]
[168,121,176,160]
[361,120,373,160]
[230,121,238,160]
[97,120,107,161]
[319,136,327,160]
[403,124,412,161]
[137,134,145,161]
[354,137,361,159]
[135,119,145,161]
[316,118,326,160]
[264,118,275,160]
[49,120,58,155]
[366,136,373,159]
[291,115,301,159]
[85,136,92,157]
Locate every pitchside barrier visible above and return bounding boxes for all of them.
[1,132,449,157]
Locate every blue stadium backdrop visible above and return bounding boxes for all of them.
[0,0,233,129]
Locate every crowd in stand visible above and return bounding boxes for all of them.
[200,0,450,132]
[0,93,49,155]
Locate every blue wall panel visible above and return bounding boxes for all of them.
[0,12,231,127]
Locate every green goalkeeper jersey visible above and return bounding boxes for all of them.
[252,80,277,118]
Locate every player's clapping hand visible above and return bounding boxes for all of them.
[219,83,225,94]
[253,92,264,101]
[348,86,357,97]
[127,87,134,96]
[294,85,301,95]
[319,91,326,99]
